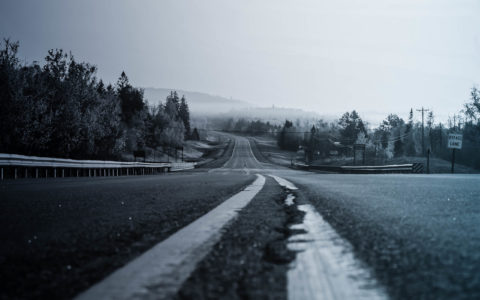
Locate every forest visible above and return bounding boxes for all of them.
[0,39,195,160]
[222,100,480,170]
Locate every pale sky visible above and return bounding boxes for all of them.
[1,0,480,124]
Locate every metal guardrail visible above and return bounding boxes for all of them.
[293,163,424,174]
[0,153,196,179]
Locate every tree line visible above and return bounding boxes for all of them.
[222,98,480,169]
[0,39,195,160]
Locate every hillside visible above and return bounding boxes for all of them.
[143,88,251,115]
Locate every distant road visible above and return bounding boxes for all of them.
[1,133,480,299]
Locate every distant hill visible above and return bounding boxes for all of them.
[143,87,328,123]
[217,106,325,125]
[142,88,251,115]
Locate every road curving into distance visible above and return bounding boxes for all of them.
[1,132,480,299]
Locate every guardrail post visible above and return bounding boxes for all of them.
[76,169,79,177]
[62,169,64,178]
[45,169,48,178]
[36,168,38,178]
[25,168,28,179]
[54,168,56,178]
[15,168,17,179]
[1,168,3,180]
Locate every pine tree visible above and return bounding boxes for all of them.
[191,128,200,141]
[165,91,180,119]
[116,71,145,124]
[405,108,416,156]
[178,95,191,137]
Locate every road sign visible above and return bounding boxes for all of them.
[447,134,463,149]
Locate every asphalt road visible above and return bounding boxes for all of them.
[210,134,480,299]
[0,172,254,299]
[1,133,480,299]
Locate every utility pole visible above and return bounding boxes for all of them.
[416,107,430,156]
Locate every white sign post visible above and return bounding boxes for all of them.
[447,133,463,173]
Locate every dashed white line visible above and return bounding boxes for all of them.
[270,174,298,190]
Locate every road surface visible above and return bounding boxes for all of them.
[1,134,479,299]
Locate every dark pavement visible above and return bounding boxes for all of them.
[0,173,254,299]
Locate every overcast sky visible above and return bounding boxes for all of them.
[1,0,480,124]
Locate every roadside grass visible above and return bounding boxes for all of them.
[248,135,478,173]
[248,136,294,167]
[385,156,477,173]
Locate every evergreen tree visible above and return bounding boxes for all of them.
[165,91,180,119]
[191,128,200,141]
[116,71,145,124]
[178,95,191,137]
[277,120,298,151]
[338,110,367,145]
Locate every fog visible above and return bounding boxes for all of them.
[1,0,480,123]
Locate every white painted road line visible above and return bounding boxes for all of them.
[270,175,298,190]
[221,137,237,169]
[246,138,262,167]
[288,204,387,300]
[270,175,387,300]
[75,174,266,300]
